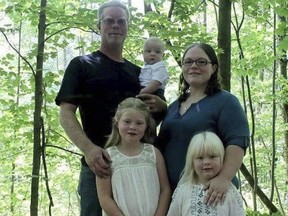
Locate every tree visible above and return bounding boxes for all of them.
[30,0,47,215]
[218,0,231,91]
[277,2,288,214]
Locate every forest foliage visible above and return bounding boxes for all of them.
[0,0,287,215]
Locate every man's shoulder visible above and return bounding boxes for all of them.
[124,58,141,70]
[70,51,100,63]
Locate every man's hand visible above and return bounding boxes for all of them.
[136,93,167,113]
[59,102,112,178]
[203,175,229,207]
[84,145,111,178]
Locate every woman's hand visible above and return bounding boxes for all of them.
[203,175,230,207]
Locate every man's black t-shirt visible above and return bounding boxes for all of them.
[55,50,141,148]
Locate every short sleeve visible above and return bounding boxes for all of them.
[217,94,249,150]
[55,57,84,106]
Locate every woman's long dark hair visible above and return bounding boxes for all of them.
[178,43,222,102]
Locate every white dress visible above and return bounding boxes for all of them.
[103,144,160,216]
[167,182,245,216]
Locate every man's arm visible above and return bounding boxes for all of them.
[59,102,111,178]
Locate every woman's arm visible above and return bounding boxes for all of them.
[154,147,171,216]
[96,175,124,216]
[204,145,244,206]
[204,94,249,206]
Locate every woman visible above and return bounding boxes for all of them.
[157,43,249,206]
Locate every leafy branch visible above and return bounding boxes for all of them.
[0,28,36,76]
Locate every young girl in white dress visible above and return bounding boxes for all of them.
[96,97,171,216]
[167,131,245,216]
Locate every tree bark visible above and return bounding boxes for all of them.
[30,0,46,215]
[278,12,288,209]
[241,164,279,213]
[217,0,231,91]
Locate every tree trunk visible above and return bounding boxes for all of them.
[217,0,231,91]
[278,13,288,209]
[30,0,46,215]
[241,164,279,213]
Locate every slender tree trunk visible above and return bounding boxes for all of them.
[10,163,15,213]
[231,3,282,212]
[11,20,23,215]
[270,9,277,204]
[203,0,207,30]
[30,0,46,215]
[217,0,231,91]
[278,12,288,211]
[241,164,279,213]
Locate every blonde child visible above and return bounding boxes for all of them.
[96,97,171,216]
[167,131,245,216]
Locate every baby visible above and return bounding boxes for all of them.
[139,37,169,99]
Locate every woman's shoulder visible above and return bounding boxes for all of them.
[209,90,241,104]
[167,99,180,109]
[213,90,235,98]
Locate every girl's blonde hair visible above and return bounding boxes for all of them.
[104,97,152,148]
[179,131,225,184]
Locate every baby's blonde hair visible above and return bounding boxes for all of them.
[144,37,165,53]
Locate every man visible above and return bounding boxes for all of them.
[55,1,166,215]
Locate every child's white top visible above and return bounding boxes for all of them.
[167,182,245,216]
[139,60,169,89]
[103,144,160,216]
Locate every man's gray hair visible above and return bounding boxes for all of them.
[97,1,130,24]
